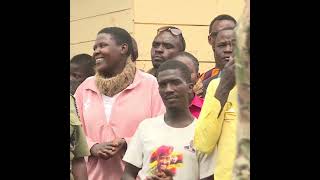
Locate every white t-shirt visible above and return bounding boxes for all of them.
[102,93,119,123]
[123,115,215,180]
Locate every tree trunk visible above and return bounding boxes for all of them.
[233,0,250,179]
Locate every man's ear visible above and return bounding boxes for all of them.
[209,36,216,51]
[208,35,214,46]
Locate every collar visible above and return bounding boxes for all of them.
[190,94,204,108]
[84,70,144,93]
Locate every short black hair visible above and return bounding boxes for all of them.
[157,26,186,51]
[209,14,237,34]
[173,52,199,73]
[98,27,133,57]
[157,60,191,83]
[131,37,138,61]
[70,54,95,75]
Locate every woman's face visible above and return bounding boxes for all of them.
[93,33,123,75]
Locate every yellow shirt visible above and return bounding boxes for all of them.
[194,78,238,180]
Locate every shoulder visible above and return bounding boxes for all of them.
[207,78,221,91]
[138,114,164,130]
[79,76,95,88]
[147,68,157,76]
[134,70,159,89]
[74,76,97,96]
[136,70,157,82]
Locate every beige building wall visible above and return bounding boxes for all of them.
[71,0,244,73]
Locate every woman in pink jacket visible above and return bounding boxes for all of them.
[74,27,165,180]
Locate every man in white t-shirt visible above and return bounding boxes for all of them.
[121,60,215,180]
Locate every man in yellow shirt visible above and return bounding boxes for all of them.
[194,27,237,180]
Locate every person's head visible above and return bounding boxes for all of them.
[151,145,173,172]
[93,27,133,77]
[131,37,138,62]
[151,26,186,70]
[172,52,199,85]
[208,14,237,49]
[157,60,193,111]
[70,54,95,94]
[214,27,236,69]
[158,154,171,171]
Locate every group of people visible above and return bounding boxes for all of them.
[70,14,239,180]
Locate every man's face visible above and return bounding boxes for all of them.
[70,63,89,94]
[208,20,236,46]
[158,69,193,110]
[214,29,236,69]
[151,31,181,69]
[157,155,171,171]
[174,56,199,85]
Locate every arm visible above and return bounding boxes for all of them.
[194,59,235,154]
[121,162,141,180]
[72,157,88,180]
[194,79,225,153]
[214,88,238,180]
[70,96,89,180]
[122,123,144,178]
[214,58,236,115]
[74,87,99,151]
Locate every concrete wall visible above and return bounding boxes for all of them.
[70,0,245,73]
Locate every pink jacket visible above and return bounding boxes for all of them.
[75,70,165,180]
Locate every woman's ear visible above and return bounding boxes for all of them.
[120,43,129,55]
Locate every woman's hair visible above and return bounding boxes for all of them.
[98,27,133,57]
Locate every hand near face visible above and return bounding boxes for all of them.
[214,56,236,108]
[220,56,236,91]
[193,80,204,98]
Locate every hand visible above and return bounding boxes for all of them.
[220,56,236,91]
[90,142,117,160]
[145,170,174,180]
[90,138,126,160]
[107,138,127,157]
[145,175,173,180]
[215,57,236,110]
[193,80,204,98]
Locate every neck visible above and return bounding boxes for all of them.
[164,108,194,128]
[215,63,223,70]
[103,58,127,78]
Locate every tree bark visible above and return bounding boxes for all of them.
[233,0,250,179]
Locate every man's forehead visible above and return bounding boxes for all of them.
[158,69,183,81]
[212,20,236,32]
[154,31,179,44]
[70,63,87,73]
[216,30,236,41]
[70,63,80,69]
